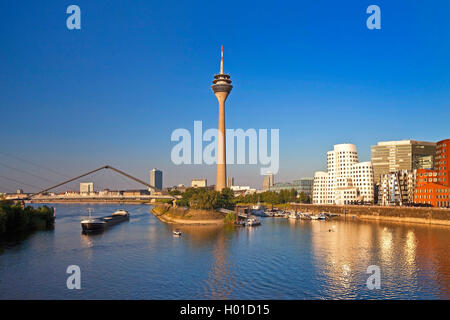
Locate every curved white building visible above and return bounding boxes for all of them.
[351,161,374,203]
[313,144,374,205]
[312,171,328,204]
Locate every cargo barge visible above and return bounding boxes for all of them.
[81,209,130,232]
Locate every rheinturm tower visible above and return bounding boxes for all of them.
[211,46,233,191]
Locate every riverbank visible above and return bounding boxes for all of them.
[29,199,152,204]
[0,201,55,237]
[152,205,226,225]
[289,203,450,226]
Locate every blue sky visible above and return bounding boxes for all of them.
[1,0,449,191]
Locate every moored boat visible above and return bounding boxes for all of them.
[288,212,299,219]
[317,213,327,220]
[245,216,261,226]
[324,213,339,218]
[299,212,312,220]
[251,203,267,217]
[273,211,284,218]
[263,210,275,217]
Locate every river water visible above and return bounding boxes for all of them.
[0,203,449,299]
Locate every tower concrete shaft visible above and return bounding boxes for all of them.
[211,46,232,191]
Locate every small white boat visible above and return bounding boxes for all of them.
[288,212,299,219]
[317,213,327,220]
[326,213,339,218]
[173,229,182,236]
[273,211,284,218]
[245,216,261,226]
[263,210,274,217]
[251,203,267,217]
[299,212,311,220]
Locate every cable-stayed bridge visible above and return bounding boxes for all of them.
[3,165,175,202]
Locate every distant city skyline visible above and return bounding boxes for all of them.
[1,1,449,191]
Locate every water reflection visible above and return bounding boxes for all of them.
[310,220,374,298]
[163,224,237,299]
[414,225,450,299]
[205,229,231,299]
[379,227,393,263]
[0,204,449,299]
[404,230,417,272]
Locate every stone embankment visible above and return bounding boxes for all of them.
[289,203,450,226]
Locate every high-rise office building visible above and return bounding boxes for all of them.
[80,182,94,195]
[313,144,374,205]
[371,140,436,184]
[262,173,274,190]
[227,177,234,188]
[150,168,162,190]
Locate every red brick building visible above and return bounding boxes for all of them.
[414,139,450,207]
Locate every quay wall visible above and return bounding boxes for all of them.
[28,199,152,204]
[289,203,450,226]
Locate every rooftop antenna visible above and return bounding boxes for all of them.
[220,45,224,74]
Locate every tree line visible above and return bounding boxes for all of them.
[0,200,55,236]
[169,187,310,210]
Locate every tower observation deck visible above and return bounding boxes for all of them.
[211,46,232,191]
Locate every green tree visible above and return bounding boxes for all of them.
[0,203,54,236]
[298,192,308,203]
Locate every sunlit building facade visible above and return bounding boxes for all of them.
[313,144,374,205]
[379,170,417,206]
[414,139,450,207]
[191,179,207,188]
[80,182,94,195]
[312,172,328,204]
[150,168,163,190]
[262,173,274,190]
[371,140,436,184]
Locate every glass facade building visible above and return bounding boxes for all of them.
[270,178,313,195]
[150,168,163,190]
[371,140,436,184]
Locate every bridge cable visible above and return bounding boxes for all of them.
[0,151,70,179]
[0,161,57,184]
[0,174,41,190]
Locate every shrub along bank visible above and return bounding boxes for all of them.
[0,201,55,236]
